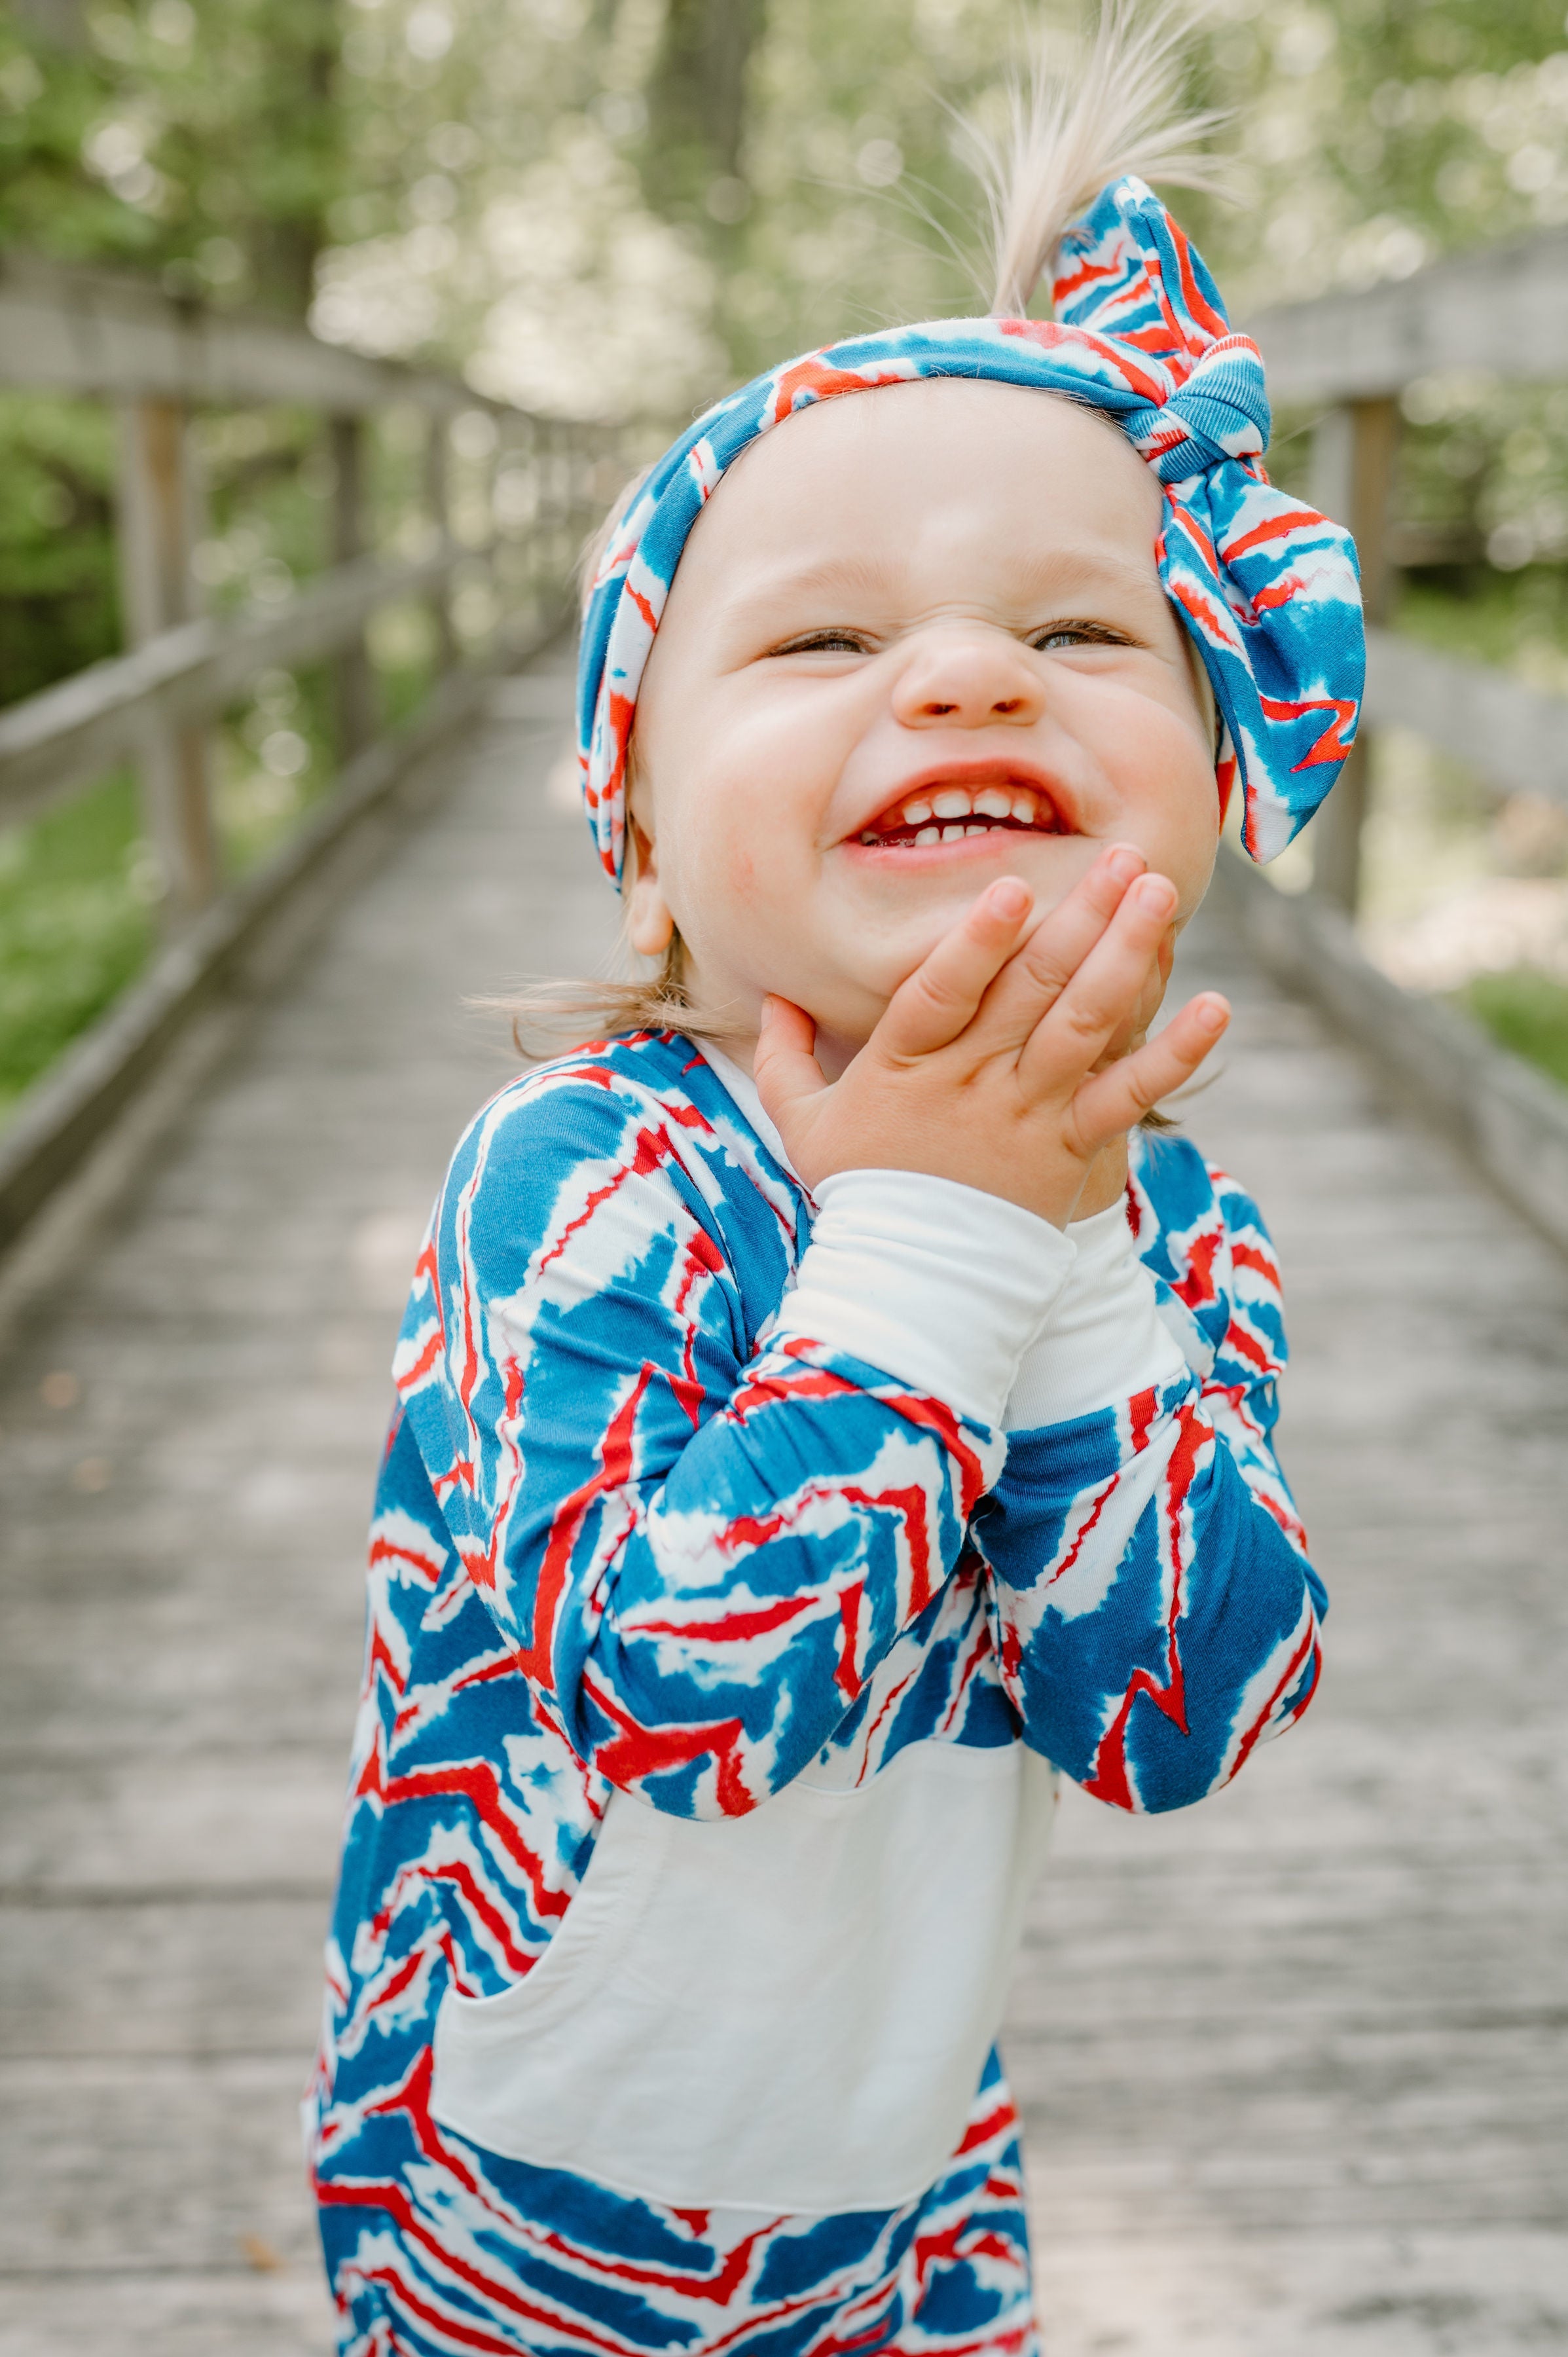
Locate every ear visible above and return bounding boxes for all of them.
[625,799,674,957]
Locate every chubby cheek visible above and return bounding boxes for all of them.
[666,765,804,970]
[1099,708,1219,911]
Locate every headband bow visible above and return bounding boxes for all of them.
[579,174,1364,886]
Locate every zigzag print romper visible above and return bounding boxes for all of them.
[308,1032,1324,2357]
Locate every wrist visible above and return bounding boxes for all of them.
[770,1167,1077,1430]
[1070,1139,1131,1222]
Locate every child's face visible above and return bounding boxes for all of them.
[627,378,1220,1067]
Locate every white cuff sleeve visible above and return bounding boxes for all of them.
[770,1169,1076,1432]
[1006,1198,1189,1431]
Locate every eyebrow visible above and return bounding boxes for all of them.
[717,540,1165,623]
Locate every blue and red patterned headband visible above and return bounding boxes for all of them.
[578,174,1364,886]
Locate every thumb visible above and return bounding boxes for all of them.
[753,996,828,1143]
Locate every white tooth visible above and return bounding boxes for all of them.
[966,824,987,837]
[903,798,932,823]
[975,788,1012,819]
[915,826,939,845]
[941,823,966,841]
[861,831,878,844]
[932,788,972,819]
[1010,792,1036,823]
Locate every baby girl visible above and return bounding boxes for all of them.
[308,16,1364,2354]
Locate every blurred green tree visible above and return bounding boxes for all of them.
[1,0,348,309]
[1,0,355,704]
[640,0,766,221]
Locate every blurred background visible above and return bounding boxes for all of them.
[5,12,1568,2352]
[7,0,1568,1122]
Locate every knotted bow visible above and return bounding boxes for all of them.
[579,173,1364,885]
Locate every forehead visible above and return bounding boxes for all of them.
[674,376,1164,596]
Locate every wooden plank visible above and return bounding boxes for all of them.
[1361,621,1568,807]
[0,2056,327,2274]
[0,2276,334,2357]
[0,544,464,824]
[0,657,516,1254]
[1249,226,1568,400]
[0,1897,329,2059]
[0,251,487,417]
[115,396,218,921]
[1305,404,1401,913]
[1208,847,1568,1256]
[1027,2229,1568,2357]
[327,417,376,758]
[424,417,459,677]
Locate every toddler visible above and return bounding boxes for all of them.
[308,15,1364,2354]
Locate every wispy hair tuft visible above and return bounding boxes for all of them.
[964,0,1231,319]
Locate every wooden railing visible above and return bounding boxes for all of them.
[0,255,626,1251]
[1250,228,1568,912]
[1234,231,1568,1252]
[8,234,1568,1256]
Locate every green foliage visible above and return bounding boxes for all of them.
[1462,966,1568,1088]
[0,775,154,1123]
[0,0,349,312]
[640,0,765,217]
[1179,0,1568,311]
[0,394,120,706]
[1397,571,1568,687]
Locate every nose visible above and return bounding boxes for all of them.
[890,629,1044,729]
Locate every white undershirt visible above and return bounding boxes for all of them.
[701,1044,1185,1429]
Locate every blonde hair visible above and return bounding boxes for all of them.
[502,1,1224,1068]
[966,0,1229,318]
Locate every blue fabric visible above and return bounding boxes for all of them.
[310,1032,1324,2352]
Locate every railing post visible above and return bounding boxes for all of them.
[330,414,377,756]
[1309,396,1400,913]
[115,397,217,924]
[424,412,458,678]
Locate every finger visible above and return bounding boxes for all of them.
[1070,993,1230,1147]
[753,996,828,1133]
[1097,943,1170,1069]
[1015,871,1179,1097]
[875,875,1034,1061]
[978,843,1148,1044]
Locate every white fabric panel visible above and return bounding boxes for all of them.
[772,1167,1072,1429]
[431,1736,1057,2214]
[1008,1197,1188,1429]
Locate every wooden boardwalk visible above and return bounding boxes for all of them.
[1,657,1564,2355]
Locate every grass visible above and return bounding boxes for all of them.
[1461,968,1568,1091]
[0,772,155,1125]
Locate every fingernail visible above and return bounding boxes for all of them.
[990,877,1031,918]
[1133,875,1175,911]
[1106,846,1144,883]
[1196,995,1229,1031]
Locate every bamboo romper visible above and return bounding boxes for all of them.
[308,1031,1324,2357]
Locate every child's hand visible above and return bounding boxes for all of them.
[754,846,1230,1229]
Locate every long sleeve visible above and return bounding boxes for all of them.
[392,1061,1074,1820]
[974,1139,1324,1816]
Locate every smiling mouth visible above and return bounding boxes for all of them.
[855,779,1068,849]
